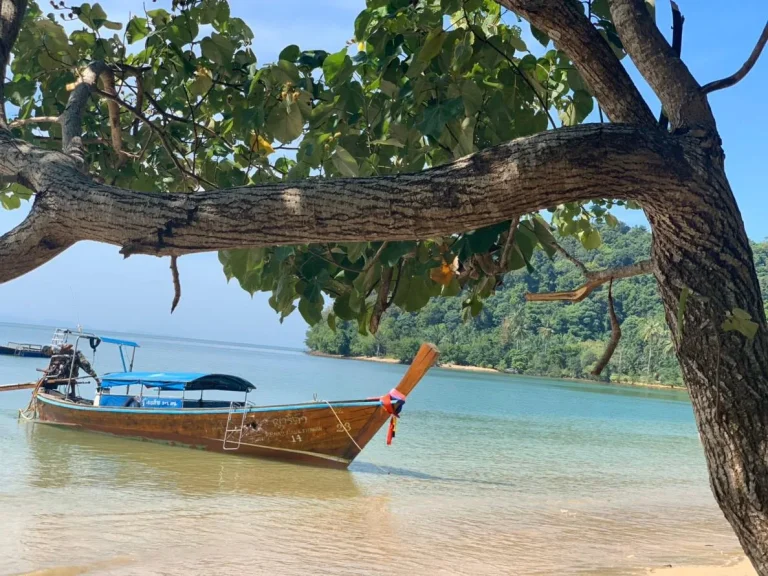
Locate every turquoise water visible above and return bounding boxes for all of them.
[0,324,742,575]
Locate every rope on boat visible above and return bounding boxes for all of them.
[324,400,390,476]
[18,378,43,421]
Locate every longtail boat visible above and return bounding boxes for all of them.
[0,342,50,358]
[13,330,438,469]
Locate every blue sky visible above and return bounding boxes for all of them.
[0,0,765,347]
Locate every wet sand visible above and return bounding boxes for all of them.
[649,558,756,576]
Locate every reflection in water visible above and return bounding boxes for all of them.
[25,423,362,500]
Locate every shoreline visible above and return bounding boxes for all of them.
[305,350,686,391]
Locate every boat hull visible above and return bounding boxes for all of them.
[0,345,47,358]
[35,394,391,469]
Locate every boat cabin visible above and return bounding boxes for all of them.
[41,329,255,410]
[95,372,256,409]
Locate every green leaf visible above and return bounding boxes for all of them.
[327,312,337,332]
[722,308,759,341]
[323,48,354,86]
[605,213,619,228]
[266,102,304,143]
[579,228,602,250]
[126,18,148,44]
[279,45,301,62]
[418,98,464,137]
[530,25,549,47]
[415,28,446,64]
[354,9,373,42]
[102,20,122,30]
[332,146,359,177]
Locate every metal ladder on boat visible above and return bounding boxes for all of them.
[222,401,253,450]
[51,329,67,348]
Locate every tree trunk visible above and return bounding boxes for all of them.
[647,345,653,377]
[647,154,768,573]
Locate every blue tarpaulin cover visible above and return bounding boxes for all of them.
[101,372,255,392]
[98,336,140,348]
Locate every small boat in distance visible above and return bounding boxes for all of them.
[0,342,50,358]
[17,330,439,469]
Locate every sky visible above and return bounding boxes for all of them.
[0,0,766,347]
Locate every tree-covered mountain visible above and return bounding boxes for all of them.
[307,224,768,387]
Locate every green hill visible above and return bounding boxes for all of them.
[306,224,768,386]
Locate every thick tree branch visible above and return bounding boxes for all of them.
[659,2,684,131]
[609,0,714,131]
[702,20,768,95]
[61,62,124,165]
[525,259,652,303]
[0,0,27,130]
[591,279,620,376]
[0,124,698,284]
[496,0,655,125]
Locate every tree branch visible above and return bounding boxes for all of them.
[60,62,125,165]
[370,266,392,334]
[659,2,684,131]
[92,87,215,188]
[170,255,181,313]
[495,0,656,125]
[701,20,768,95]
[0,124,697,284]
[591,279,620,376]
[609,0,714,131]
[9,116,61,128]
[0,0,28,130]
[525,259,652,303]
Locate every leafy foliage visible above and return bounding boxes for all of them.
[5,0,635,327]
[307,225,768,386]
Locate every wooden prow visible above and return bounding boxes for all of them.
[395,343,439,397]
[0,381,38,392]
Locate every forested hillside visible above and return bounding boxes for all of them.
[307,224,768,386]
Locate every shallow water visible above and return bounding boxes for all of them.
[0,324,743,575]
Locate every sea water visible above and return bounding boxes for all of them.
[0,324,743,575]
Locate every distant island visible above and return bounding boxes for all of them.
[306,223,768,387]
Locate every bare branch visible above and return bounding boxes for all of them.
[591,279,621,376]
[495,0,655,125]
[552,241,589,276]
[92,87,215,188]
[499,216,521,272]
[0,0,28,129]
[609,0,714,130]
[0,125,694,283]
[702,20,768,95]
[526,260,652,303]
[60,62,125,165]
[370,266,393,334]
[170,255,181,313]
[9,116,61,128]
[659,2,684,131]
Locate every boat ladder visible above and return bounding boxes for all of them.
[223,401,253,450]
[51,329,67,348]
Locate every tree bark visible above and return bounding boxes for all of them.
[0,124,694,281]
[646,160,768,573]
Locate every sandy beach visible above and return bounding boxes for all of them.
[306,350,686,387]
[649,558,756,576]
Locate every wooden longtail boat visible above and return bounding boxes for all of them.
[18,331,439,469]
[0,342,49,358]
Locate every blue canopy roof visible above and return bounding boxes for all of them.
[101,372,255,392]
[98,336,140,348]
